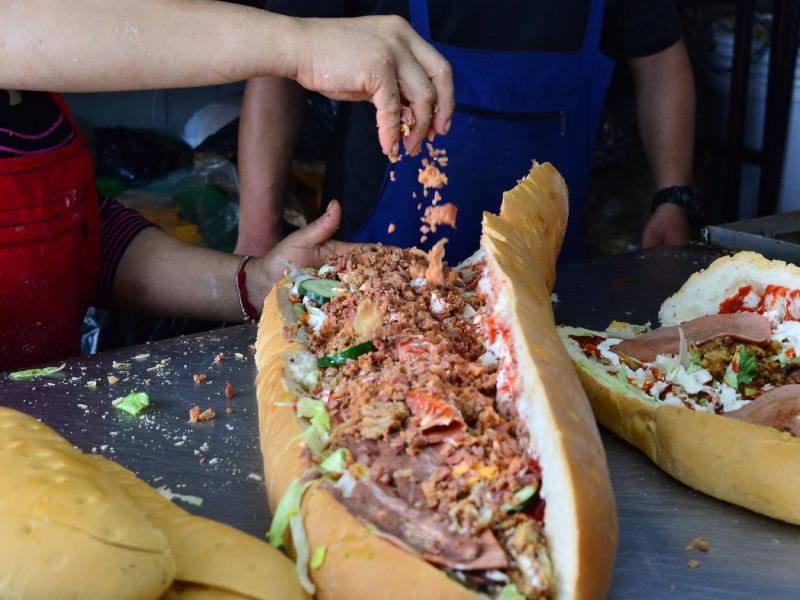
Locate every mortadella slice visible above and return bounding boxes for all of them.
[615,313,771,363]
[405,389,466,443]
[331,480,508,570]
[728,384,800,437]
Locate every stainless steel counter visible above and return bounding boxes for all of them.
[1,245,798,598]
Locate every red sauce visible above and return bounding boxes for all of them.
[759,284,789,312]
[719,284,800,318]
[719,286,757,313]
[569,335,605,358]
[790,290,800,320]
[528,498,546,523]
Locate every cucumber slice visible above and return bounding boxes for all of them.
[501,483,539,514]
[318,341,376,368]
[299,279,342,305]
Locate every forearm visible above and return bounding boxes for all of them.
[236,76,306,255]
[112,228,261,322]
[630,40,696,188]
[112,201,351,321]
[0,0,302,91]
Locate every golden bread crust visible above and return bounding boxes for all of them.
[483,164,616,600]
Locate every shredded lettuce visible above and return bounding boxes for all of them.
[297,397,330,432]
[9,363,65,380]
[724,345,758,388]
[320,448,349,474]
[778,355,800,368]
[310,546,327,570]
[290,512,316,594]
[678,327,690,368]
[497,584,526,600]
[156,485,203,506]
[112,391,150,416]
[604,320,651,339]
[297,398,331,454]
[689,348,703,370]
[267,478,315,547]
[303,425,330,455]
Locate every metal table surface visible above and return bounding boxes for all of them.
[1,245,798,599]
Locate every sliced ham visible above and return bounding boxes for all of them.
[727,384,800,437]
[614,313,771,363]
[405,389,466,443]
[333,480,508,570]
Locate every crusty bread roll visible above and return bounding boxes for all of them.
[0,407,175,600]
[561,251,800,525]
[660,251,800,325]
[255,163,617,600]
[0,407,307,600]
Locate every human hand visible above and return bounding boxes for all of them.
[246,201,353,305]
[641,203,690,249]
[290,16,453,157]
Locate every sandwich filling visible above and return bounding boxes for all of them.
[562,283,800,436]
[279,245,554,599]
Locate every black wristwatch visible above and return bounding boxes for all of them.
[651,186,704,227]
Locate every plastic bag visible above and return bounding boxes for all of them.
[114,154,240,252]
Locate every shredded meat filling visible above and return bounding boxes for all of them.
[698,337,797,389]
[290,246,552,599]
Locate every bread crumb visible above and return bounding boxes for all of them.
[198,408,216,421]
[418,159,448,192]
[687,559,700,569]
[425,238,448,286]
[683,538,710,553]
[189,406,201,423]
[422,203,458,234]
[389,170,396,182]
[193,373,207,384]
[225,406,233,415]
[387,223,396,234]
[213,352,224,363]
[107,375,119,385]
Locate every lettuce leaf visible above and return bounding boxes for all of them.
[320,448,349,474]
[112,392,150,416]
[498,584,526,600]
[9,363,65,380]
[724,345,758,388]
[267,478,315,547]
[310,546,327,570]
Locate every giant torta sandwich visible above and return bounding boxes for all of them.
[559,251,800,525]
[0,406,307,600]
[255,163,617,600]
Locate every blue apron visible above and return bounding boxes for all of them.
[349,0,615,264]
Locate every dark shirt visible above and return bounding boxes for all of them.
[0,91,75,157]
[0,91,154,306]
[265,0,683,237]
